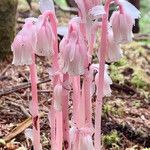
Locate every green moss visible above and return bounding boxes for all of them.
[103,130,120,148]
[132,100,141,108]
[103,102,125,117]
[131,71,149,89]
[110,64,124,83]
[113,57,128,67]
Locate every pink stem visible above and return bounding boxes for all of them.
[56,111,63,150]
[62,74,70,150]
[29,53,40,150]
[94,0,111,149]
[48,12,62,150]
[84,73,92,128]
[72,76,81,127]
[48,12,60,150]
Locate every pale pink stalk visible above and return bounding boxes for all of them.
[11,19,40,150]
[29,53,41,150]
[83,73,92,128]
[72,76,81,127]
[55,111,63,150]
[62,74,70,150]
[37,3,60,147]
[94,0,111,149]
[40,10,60,150]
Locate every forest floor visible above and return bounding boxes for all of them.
[0,1,150,150]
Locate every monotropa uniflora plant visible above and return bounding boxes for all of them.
[11,0,140,149]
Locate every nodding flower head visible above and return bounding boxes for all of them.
[59,17,87,76]
[74,0,104,22]
[11,19,37,66]
[118,0,141,19]
[110,0,140,44]
[110,11,134,44]
[106,27,122,62]
[35,10,57,58]
[91,64,112,97]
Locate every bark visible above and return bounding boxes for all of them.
[129,0,140,33]
[0,0,18,60]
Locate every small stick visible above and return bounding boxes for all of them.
[5,97,31,117]
[0,76,51,97]
[3,113,44,143]
[0,64,11,77]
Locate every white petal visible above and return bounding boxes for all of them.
[80,136,95,150]
[106,28,123,62]
[88,5,106,20]
[119,0,141,19]
[39,0,55,13]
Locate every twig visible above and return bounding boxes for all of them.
[38,90,52,93]
[3,113,44,143]
[0,64,11,77]
[0,76,51,97]
[3,117,32,142]
[5,97,30,117]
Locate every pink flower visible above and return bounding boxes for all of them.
[110,11,134,44]
[35,11,57,57]
[75,0,103,21]
[70,126,94,150]
[59,17,87,75]
[110,0,140,44]
[91,64,112,97]
[11,19,37,65]
[106,28,122,62]
[118,0,141,19]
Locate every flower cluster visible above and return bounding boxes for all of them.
[11,0,140,149]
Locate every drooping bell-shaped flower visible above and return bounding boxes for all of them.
[118,0,141,19]
[35,0,57,58]
[70,126,94,150]
[106,27,122,62]
[91,64,112,97]
[35,11,56,57]
[110,11,134,44]
[11,19,37,65]
[75,0,103,22]
[74,0,104,54]
[110,0,140,44]
[59,17,87,76]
